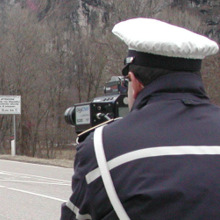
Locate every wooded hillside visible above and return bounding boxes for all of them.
[0,0,219,157]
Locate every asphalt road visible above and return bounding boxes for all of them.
[0,159,73,220]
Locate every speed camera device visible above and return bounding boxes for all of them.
[64,76,129,134]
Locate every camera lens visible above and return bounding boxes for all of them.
[64,107,76,126]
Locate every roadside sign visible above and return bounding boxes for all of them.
[0,96,21,115]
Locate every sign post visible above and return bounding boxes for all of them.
[12,115,16,156]
[0,96,21,156]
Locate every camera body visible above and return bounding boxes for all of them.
[64,76,129,134]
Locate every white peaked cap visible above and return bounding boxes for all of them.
[112,18,219,59]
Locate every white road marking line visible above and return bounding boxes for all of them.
[9,187,67,202]
[0,172,12,176]
[0,170,71,183]
[0,184,67,202]
[0,180,70,186]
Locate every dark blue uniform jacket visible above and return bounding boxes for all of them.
[61,72,220,220]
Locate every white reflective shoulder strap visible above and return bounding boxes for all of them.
[93,126,130,220]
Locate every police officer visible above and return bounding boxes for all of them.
[61,18,220,220]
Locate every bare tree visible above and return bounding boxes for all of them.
[0,0,219,158]
[2,5,52,155]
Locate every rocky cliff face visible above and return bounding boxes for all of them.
[73,0,220,42]
[187,0,220,42]
[1,0,219,42]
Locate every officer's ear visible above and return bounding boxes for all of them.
[129,72,144,99]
